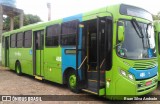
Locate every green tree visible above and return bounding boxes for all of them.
[153,12,160,20]
[3,14,42,31]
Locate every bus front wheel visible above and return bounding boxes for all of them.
[16,62,22,76]
[67,71,79,93]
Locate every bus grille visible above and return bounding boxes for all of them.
[133,60,157,70]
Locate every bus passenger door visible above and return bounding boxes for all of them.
[4,36,9,67]
[81,17,108,95]
[33,30,44,77]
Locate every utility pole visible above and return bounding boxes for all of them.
[47,3,51,21]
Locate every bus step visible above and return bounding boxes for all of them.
[88,79,105,88]
[87,72,98,80]
[82,89,98,95]
[88,79,98,89]
[35,75,43,80]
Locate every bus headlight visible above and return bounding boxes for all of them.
[128,74,134,80]
[120,69,127,76]
[120,69,135,80]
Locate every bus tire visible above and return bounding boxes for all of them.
[16,62,22,76]
[67,71,79,93]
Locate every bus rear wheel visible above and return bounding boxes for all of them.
[67,71,79,93]
[16,62,22,76]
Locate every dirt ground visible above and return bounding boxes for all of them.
[0,66,160,104]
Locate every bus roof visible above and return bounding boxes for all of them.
[2,3,149,36]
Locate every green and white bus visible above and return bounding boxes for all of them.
[154,20,160,81]
[2,4,158,99]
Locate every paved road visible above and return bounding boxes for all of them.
[0,66,159,104]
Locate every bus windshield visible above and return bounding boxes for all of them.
[117,20,156,59]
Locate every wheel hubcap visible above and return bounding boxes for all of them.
[69,74,76,89]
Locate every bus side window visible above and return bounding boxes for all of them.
[24,30,32,48]
[35,30,44,50]
[46,24,60,47]
[61,20,78,46]
[10,34,16,48]
[105,18,113,70]
[17,32,23,48]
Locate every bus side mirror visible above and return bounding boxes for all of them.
[118,25,125,42]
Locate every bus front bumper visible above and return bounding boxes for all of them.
[110,75,158,100]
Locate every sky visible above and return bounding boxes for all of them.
[15,0,160,21]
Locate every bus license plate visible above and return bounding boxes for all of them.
[145,81,152,86]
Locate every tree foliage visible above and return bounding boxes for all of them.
[153,12,160,20]
[3,14,42,30]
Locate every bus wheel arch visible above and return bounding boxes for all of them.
[15,60,22,76]
[63,67,80,93]
[63,67,75,84]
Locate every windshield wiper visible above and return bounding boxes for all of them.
[131,18,146,49]
[131,19,144,38]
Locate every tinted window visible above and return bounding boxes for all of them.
[35,30,44,50]
[61,20,78,46]
[46,24,60,47]
[24,30,32,48]
[62,20,78,34]
[61,34,76,45]
[10,34,16,48]
[17,32,23,48]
